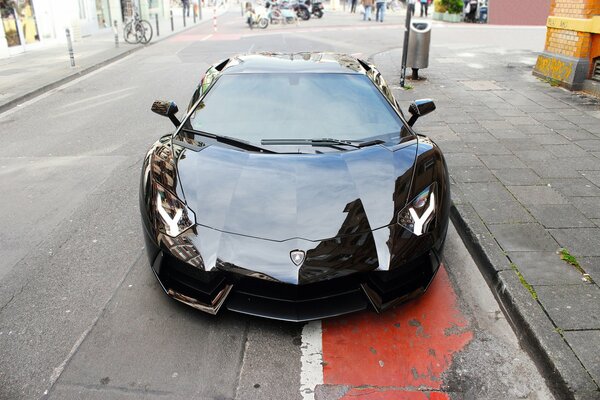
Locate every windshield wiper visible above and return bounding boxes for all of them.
[181,128,276,153]
[260,138,385,148]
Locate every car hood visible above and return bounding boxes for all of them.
[176,142,418,242]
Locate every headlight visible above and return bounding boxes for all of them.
[397,183,436,236]
[153,182,196,237]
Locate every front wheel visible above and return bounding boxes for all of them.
[139,20,153,44]
[298,8,310,20]
[258,17,269,28]
[123,21,139,44]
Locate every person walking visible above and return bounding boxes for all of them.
[375,0,385,21]
[407,0,415,16]
[362,0,374,20]
[351,0,358,13]
[419,0,429,17]
[182,0,190,17]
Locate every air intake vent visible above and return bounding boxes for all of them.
[593,59,600,82]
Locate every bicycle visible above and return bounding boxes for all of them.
[123,9,153,44]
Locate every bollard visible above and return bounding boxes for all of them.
[170,9,174,31]
[65,28,75,67]
[399,4,412,87]
[155,14,160,36]
[199,0,203,19]
[193,8,197,23]
[213,7,217,32]
[183,8,186,27]
[113,20,119,47]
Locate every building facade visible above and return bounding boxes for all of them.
[0,0,170,58]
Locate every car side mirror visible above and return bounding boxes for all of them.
[407,99,436,127]
[151,100,181,127]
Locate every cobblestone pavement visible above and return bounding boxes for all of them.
[374,46,600,399]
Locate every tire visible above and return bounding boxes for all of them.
[123,21,139,44]
[258,17,269,28]
[139,20,153,44]
[298,8,310,20]
[314,9,323,18]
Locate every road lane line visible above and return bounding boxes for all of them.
[201,34,214,41]
[59,87,136,109]
[300,320,323,400]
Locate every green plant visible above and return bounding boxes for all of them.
[434,0,446,13]
[511,263,538,301]
[441,0,464,14]
[559,248,594,283]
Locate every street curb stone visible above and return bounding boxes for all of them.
[450,204,600,400]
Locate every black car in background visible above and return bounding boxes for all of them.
[140,52,449,322]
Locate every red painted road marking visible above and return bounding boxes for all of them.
[340,388,450,399]
[322,265,472,392]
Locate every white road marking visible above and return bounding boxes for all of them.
[59,87,136,109]
[201,34,213,41]
[299,320,323,400]
[52,91,135,118]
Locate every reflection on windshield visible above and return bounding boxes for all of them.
[188,73,404,144]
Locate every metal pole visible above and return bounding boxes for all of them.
[193,6,197,23]
[183,7,186,27]
[113,20,119,47]
[170,9,174,31]
[199,0,203,20]
[400,3,412,87]
[65,28,75,67]
[155,14,160,36]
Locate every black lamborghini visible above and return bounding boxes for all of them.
[140,52,450,322]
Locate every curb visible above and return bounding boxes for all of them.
[0,8,227,115]
[450,202,600,400]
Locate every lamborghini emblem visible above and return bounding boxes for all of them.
[290,250,306,266]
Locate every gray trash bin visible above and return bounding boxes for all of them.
[406,20,431,78]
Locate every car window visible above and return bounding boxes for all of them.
[187,73,406,144]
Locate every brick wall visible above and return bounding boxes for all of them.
[545,28,592,59]
[550,0,600,17]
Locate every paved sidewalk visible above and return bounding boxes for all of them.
[374,47,600,399]
[0,6,223,113]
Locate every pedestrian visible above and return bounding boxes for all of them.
[375,0,385,21]
[407,0,415,16]
[362,0,374,20]
[419,0,428,17]
[182,0,190,17]
[351,0,358,13]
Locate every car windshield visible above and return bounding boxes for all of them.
[186,73,406,145]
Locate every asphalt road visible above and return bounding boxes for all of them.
[0,9,552,400]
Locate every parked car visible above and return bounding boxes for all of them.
[140,52,450,321]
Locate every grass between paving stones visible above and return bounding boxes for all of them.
[511,263,538,300]
[558,248,594,283]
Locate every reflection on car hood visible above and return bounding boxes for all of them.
[176,142,418,242]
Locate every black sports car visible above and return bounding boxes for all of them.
[140,52,450,322]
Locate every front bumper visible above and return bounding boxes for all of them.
[147,242,442,322]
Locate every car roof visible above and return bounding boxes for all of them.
[220,52,368,75]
